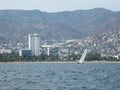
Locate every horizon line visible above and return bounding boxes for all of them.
[0,7,119,13]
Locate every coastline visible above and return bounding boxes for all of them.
[0,61,120,64]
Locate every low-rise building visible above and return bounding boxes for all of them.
[0,49,12,54]
[19,49,32,57]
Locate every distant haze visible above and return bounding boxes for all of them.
[0,0,120,12]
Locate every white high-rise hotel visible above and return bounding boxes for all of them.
[28,33,40,56]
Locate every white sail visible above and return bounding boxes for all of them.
[78,49,87,63]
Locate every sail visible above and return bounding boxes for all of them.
[78,49,87,63]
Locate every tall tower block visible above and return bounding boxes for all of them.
[28,33,40,56]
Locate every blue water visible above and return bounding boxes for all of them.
[0,63,120,90]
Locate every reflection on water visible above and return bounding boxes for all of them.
[0,63,120,90]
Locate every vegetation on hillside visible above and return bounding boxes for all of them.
[0,52,119,62]
[0,8,120,42]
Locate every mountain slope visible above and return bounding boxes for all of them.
[0,8,120,43]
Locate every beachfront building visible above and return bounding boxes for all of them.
[28,33,40,56]
[19,49,32,57]
[0,48,12,54]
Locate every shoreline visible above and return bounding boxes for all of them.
[0,61,120,64]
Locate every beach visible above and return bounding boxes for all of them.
[0,61,120,64]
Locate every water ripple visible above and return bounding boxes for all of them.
[0,63,120,90]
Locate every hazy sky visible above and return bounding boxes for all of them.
[0,0,120,12]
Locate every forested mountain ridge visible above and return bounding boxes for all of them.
[0,8,120,43]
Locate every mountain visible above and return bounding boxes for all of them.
[60,29,120,55]
[78,30,120,55]
[0,8,120,43]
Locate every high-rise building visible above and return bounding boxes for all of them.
[28,33,40,56]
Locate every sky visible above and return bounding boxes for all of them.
[0,0,120,12]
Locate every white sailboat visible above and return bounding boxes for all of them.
[78,49,87,64]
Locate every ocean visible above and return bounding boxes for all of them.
[0,63,120,90]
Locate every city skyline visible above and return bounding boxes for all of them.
[0,0,120,12]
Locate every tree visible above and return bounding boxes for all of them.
[85,52,101,61]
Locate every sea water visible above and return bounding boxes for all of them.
[0,63,120,90]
